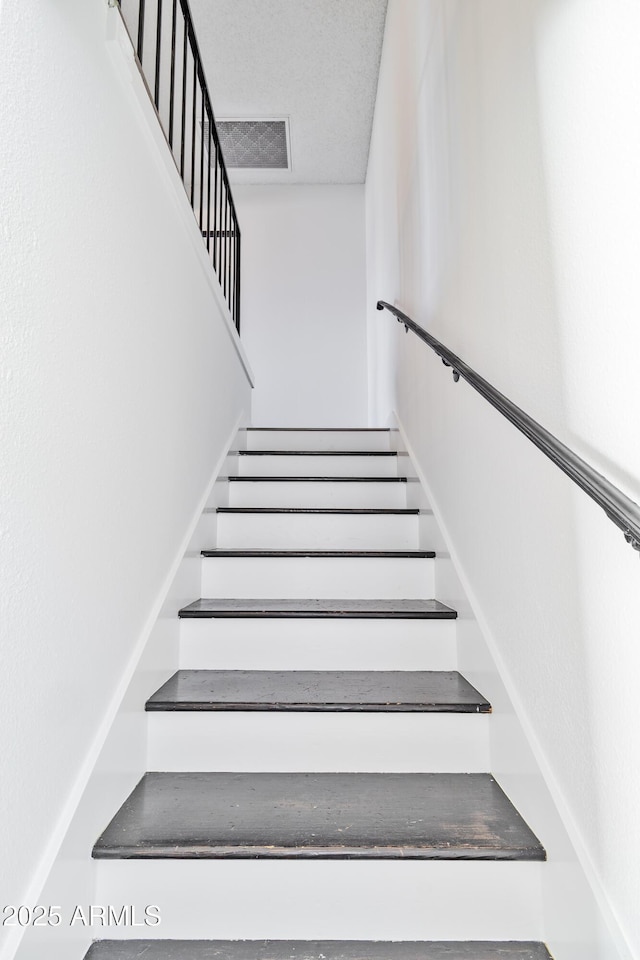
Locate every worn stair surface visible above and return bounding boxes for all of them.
[201,549,435,557]
[179,598,457,618]
[237,450,400,456]
[92,772,544,860]
[145,669,490,713]
[217,507,418,514]
[145,670,491,773]
[227,475,408,480]
[85,941,554,960]
[90,426,549,949]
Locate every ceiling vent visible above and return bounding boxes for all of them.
[209,119,290,170]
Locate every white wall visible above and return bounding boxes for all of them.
[366,1,640,958]
[14,445,239,960]
[0,3,251,957]
[233,185,368,427]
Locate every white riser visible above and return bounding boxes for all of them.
[201,556,435,599]
[245,430,392,451]
[95,860,543,940]
[216,513,418,549]
[228,480,407,509]
[237,455,399,477]
[147,712,490,772]
[179,619,457,670]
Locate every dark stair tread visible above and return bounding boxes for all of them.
[145,670,491,713]
[201,549,435,558]
[217,507,418,515]
[244,427,393,431]
[92,772,545,861]
[85,942,553,960]
[226,476,408,482]
[235,450,398,457]
[178,598,457,619]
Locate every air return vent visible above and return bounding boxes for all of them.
[212,119,290,170]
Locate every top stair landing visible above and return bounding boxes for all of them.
[243,428,394,452]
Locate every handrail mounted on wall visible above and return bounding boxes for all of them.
[377,300,640,555]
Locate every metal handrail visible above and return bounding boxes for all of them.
[114,0,241,331]
[377,300,640,554]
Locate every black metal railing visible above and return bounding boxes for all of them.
[114,0,241,332]
[377,300,640,555]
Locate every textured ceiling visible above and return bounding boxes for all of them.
[188,0,388,184]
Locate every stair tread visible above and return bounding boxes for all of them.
[227,476,409,482]
[217,507,418,514]
[85,941,553,960]
[236,450,398,456]
[92,772,545,860]
[202,550,434,558]
[179,598,457,619]
[145,670,490,713]
[244,428,393,431]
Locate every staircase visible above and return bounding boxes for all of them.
[86,428,550,959]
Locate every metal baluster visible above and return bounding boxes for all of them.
[199,82,205,230]
[233,220,238,322]
[217,158,224,286]
[206,118,212,255]
[137,0,146,62]
[229,219,235,321]
[224,200,231,308]
[180,21,187,177]
[235,228,241,332]
[212,140,218,269]
[154,0,162,107]
[223,188,228,298]
[190,39,196,208]
[168,0,177,147]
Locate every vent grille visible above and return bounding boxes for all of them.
[211,119,289,169]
